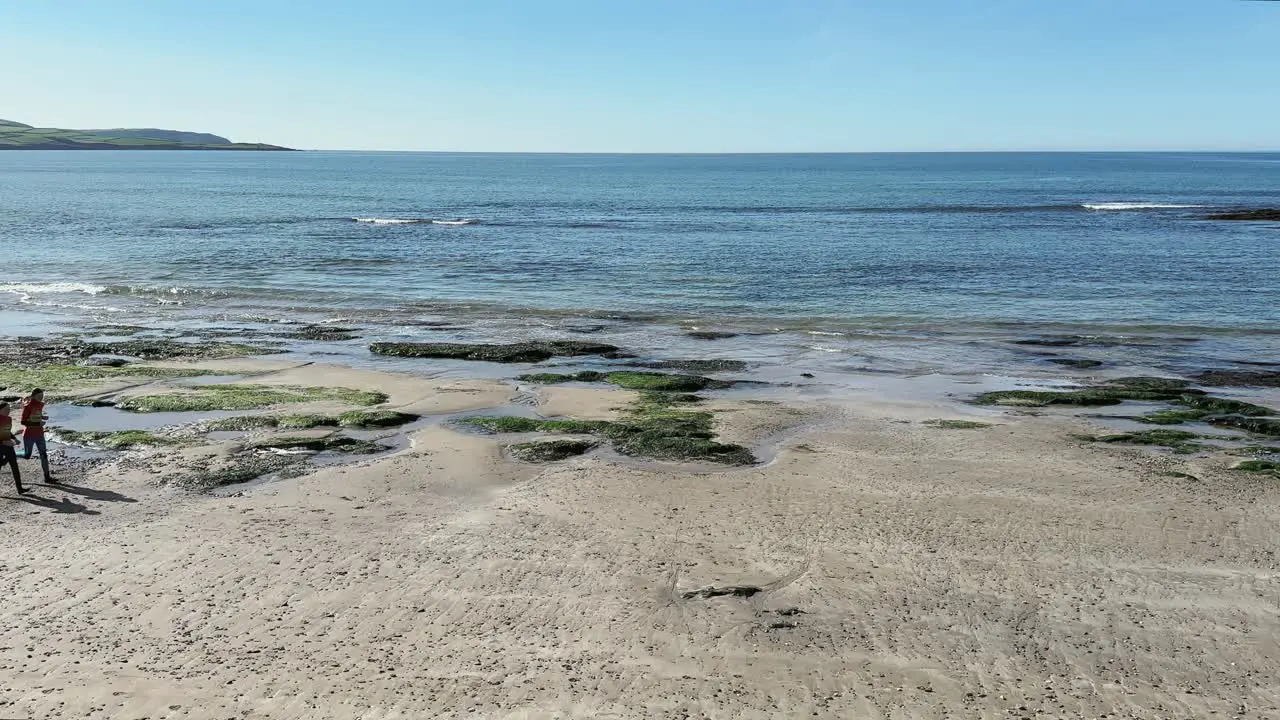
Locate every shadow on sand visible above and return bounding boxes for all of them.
[36,481,137,503]
[1,491,102,515]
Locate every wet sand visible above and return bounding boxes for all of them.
[2,359,1278,719]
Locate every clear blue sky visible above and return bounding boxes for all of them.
[2,0,1277,152]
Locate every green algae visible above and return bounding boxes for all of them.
[924,419,992,429]
[0,364,212,394]
[173,455,308,490]
[203,415,281,432]
[974,378,1205,407]
[603,371,726,392]
[507,439,596,463]
[276,414,336,429]
[336,410,420,428]
[517,371,606,384]
[51,428,178,450]
[369,341,618,363]
[640,359,749,373]
[282,325,360,341]
[685,331,737,340]
[1077,429,1206,454]
[115,384,388,413]
[536,419,613,434]
[1134,409,1209,425]
[458,416,544,433]
[1174,395,1275,416]
[456,401,754,465]
[1232,460,1280,477]
[635,391,704,409]
[1206,415,1280,438]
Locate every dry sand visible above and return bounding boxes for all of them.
[2,362,1278,719]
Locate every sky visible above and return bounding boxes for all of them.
[2,0,1278,152]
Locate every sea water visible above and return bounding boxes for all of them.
[1,151,1277,379]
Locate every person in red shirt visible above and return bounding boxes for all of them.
[20,388,53,483]
[0,402,23,494]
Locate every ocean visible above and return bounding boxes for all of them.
[1,150,1277,380]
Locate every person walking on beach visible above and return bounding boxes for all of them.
[0,402,25,495]
[20,388,53,483]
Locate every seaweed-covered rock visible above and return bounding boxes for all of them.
[115,384,388,413]
[1206,415,1280,438]
[457,416,544,433]
[79,356,133,368]
[456,403,754,465]
[1078,429,1205,454]
[1174,395,1275,416]
[686,331,738,341]
[251,435,386,454]
[283,325,361,342]
[604,371,727,392]
[924,419,991,429]
[1206,209,1280,221]
[369,341,619,363]
[507,439,596,462]
[1191,369,1280,388]
[336,410,420,428]
[517,371,606,384]
[203,415,282,432]
[974,378,1202,407]
[172,455,308,490]
[640,359,749,373]
[1232,459,1280,476]
[50,428,177,450]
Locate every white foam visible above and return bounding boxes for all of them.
[353,217,424,225]
[352,217,477,225]
[1082,203,1206,211]
[0,282,107,296]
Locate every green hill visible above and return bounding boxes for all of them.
[0,119,293,150]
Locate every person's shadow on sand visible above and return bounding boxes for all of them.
[36,481,137,503]
[1,492,102,515]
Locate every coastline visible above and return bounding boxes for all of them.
[2,320,1278,718]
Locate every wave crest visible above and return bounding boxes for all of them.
[0,282,107,296]
[1082,203,1206,211]
[351,217,478,226]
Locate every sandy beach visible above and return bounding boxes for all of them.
[2,356,1277,719]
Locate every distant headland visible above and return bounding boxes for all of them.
[0,118,294,150]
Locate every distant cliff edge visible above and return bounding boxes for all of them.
[0,119,294,150]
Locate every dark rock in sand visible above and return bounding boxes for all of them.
[368,340,619,363]
[79,356,132,367]
[686,331,738,341]
[1206,209,1280,221]
[1047,358,1104,369]
[251,435,387,454]
[1191,369,1280,388]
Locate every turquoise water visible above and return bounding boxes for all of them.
[1,151,1277,376]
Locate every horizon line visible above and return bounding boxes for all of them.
[288,147,1280,155]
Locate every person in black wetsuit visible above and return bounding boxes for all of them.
[0,402,24,495]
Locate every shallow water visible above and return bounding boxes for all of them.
[1,151,1277,380]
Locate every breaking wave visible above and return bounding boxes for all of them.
[0,282,108,297]
[351,217,479,226]
[1081,203,1207,211]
